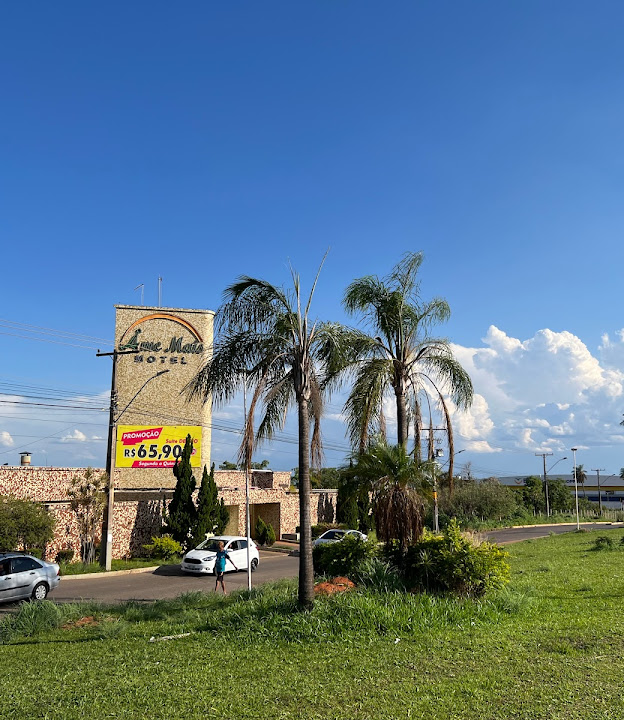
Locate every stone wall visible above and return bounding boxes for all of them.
[0,467,336,560]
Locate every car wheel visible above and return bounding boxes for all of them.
[32,582,48,601]
[250,558,259,572]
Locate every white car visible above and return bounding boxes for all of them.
[181,535,260,575]
[313,529,368,547]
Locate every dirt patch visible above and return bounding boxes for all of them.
[314,576,356,595]
[61,616,100,629]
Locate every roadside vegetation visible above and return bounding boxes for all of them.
[3,529,624,718]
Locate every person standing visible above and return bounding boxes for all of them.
[214,540,238,594]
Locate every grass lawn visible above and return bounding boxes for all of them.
[58,558,170,576]
[3,529,624,719]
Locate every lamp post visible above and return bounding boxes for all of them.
[432,448,444,533]
[571,447,580,530]
[243,380,252,592]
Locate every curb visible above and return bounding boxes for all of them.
[61,566,160,581]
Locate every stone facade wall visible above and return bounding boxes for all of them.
[0,467,337,560]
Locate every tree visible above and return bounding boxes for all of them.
[520,476,546,514]
[188,259,336,609]
[0,495,56,553]
[335,252,473,487]
[620,467,624,480]
[218,460,238,470]
[193,464,229,546]
[548,477,574,513]
[343,442,430,551]
[573,464,588,499]
[163,434,198,550]
[67,468,106,563]
[441,478,518,522]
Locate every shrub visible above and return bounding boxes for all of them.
[0,495,55,552]
[55,548,75,564]
[255,517,276,546]
[0,600,64,644]
[593,535,615,551]
[392,519,510,597]
[313,536,379,577]
[265,522,276,547]
[142,535,182,561]
[354,557,405,593]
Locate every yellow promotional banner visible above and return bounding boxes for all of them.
[116,425,201,468]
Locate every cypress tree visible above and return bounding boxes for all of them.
[193,463,229,545]
[164,434,197,549]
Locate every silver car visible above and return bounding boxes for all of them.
[0,553,61,603]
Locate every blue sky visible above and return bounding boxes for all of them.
[1,2,624,479]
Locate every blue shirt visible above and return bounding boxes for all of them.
[215,549,229,573]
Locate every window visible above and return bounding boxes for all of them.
[228,541,239,551]
[11,557,42,573]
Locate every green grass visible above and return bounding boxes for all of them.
[58,557,175,575]
[4,529,624,719]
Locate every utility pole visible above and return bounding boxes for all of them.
[97,348,139,570]
[592,468,605,515]
[535,452,553,516]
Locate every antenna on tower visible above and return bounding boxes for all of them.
[134,283,144,305]
[158,277,162,307]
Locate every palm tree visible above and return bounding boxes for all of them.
[343,442,431,551]
[188,261,332,609]
[338,252,473,487]
[574,464,588,499]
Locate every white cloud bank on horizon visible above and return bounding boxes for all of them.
[450,325,624,456]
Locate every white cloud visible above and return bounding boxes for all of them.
[61,429,88,443]
[0,431,13,447]
[451,326,624,462]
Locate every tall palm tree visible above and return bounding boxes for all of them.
[338,252,473,487]
[574,464,588,499]
[343,442,431,551]
[188,261,332,609]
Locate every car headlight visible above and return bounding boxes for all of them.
[202,556,212,562]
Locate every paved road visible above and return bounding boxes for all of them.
[4,524,622,611]
[484,521,623,545]
[47,550,299,606]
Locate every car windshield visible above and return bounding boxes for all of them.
[195,539,226,552]
[325,530,345,540]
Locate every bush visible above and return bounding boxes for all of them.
[0,496,55,552]
[55,548,75,564]
[593,535,615,551]
[142,535,182,561]
[313,536,379,577]
[391,519,510,597]
[0,600,64,644]
[255,518,276,546]
[354,557,405,593]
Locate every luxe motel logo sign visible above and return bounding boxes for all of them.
[118,313,205,366]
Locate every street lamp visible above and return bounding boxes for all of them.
[571,447,580,530]
[543,456,567,516]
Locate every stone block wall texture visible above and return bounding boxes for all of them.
[0,467,336,560]
[113,304,214,489]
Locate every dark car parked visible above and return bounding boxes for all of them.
[0,553,61,603]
